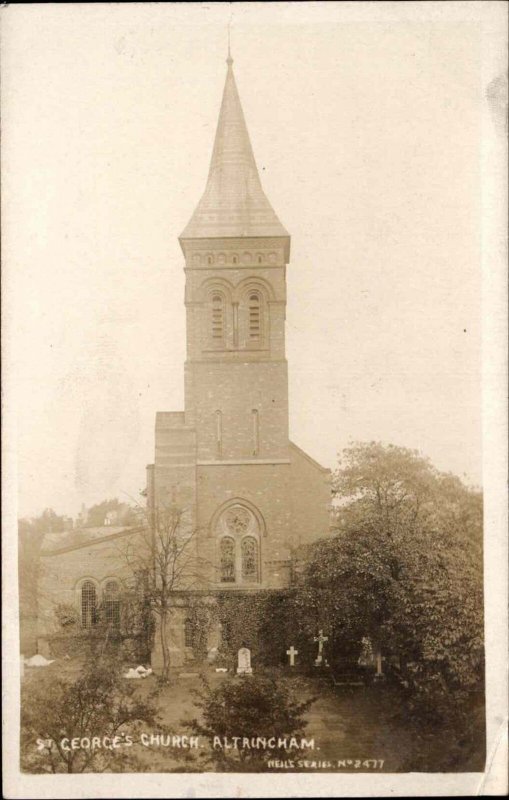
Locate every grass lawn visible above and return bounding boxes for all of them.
[21,660,485,773]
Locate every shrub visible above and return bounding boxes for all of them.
[20,652,158,773]
[184,673,315,771]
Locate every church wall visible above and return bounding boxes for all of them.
[37,531,144,642]
[196,462,293,590]
[186,360,289,462]
[289,443,332,545]
[154,413,197,510]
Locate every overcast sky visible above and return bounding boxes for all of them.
[4,3,486,518]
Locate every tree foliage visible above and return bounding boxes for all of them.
[293,442,484,727]
[185,674,315,771]
[21,651,157,773]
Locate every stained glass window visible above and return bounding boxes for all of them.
[220,537,236,583]
[241,536,258,582]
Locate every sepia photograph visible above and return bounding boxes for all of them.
[2,2,507,797]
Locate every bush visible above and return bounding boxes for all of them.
[21,652,158,773]
[184,673,315,771]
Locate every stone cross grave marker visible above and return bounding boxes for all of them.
[374,648,386,680]
[236,646,253,675]
[313,629,329,666]
[286,646,298,667]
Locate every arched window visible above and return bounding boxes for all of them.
[81,581,97,628]
[207,254,213,265]
[215,503,262,586]
[184,618,194,647]
[220,537,236,583]
[232,255,238,264]
[248,293,262,342]
[241,537,259,582]
[211,293,225,345]
[103,580,120,629]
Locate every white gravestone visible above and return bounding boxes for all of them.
[286,646,298,667]
[236,646,253,675]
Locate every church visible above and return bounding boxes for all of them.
[35,52,331,668]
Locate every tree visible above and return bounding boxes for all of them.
[122,504,210,683]
[21,650,157,773]
[185,673,315,771]
[293,442,484,730]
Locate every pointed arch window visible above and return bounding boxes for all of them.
[241,536,259,582]
[103,580,120,629]
[81,581,97,628]
[211,293,225,345]
[220,537,236,583]
[248,292,262,342]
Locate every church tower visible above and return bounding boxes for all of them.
[180,52,291,466]
[148,52,330,666]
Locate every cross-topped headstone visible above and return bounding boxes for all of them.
[313,629,329,666]
[374,648,386,680]
[286,646,298,667]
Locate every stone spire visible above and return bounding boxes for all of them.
[179,54,289,243]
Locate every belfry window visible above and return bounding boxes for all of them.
[220,537,236,583]
[103,580,120,629]
[81,581,97,628]
[211,293,225,344]
[248,293,261,341]
[241,537,259,582]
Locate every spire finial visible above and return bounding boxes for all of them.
[226,19,233,66]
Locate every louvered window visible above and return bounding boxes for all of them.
[249,293,261,341]
[211,293,224,344]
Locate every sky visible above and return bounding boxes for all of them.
[3,3,486,518]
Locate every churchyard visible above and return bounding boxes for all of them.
[20,633,485,774]
[19,443,486,774]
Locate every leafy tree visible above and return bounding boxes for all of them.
[293,442,484,730]
[185,674,315,771]
[20,651,157,773]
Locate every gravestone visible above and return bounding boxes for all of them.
[313,629,329,666]
[286,646,298,667]
[236,646,253,675]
